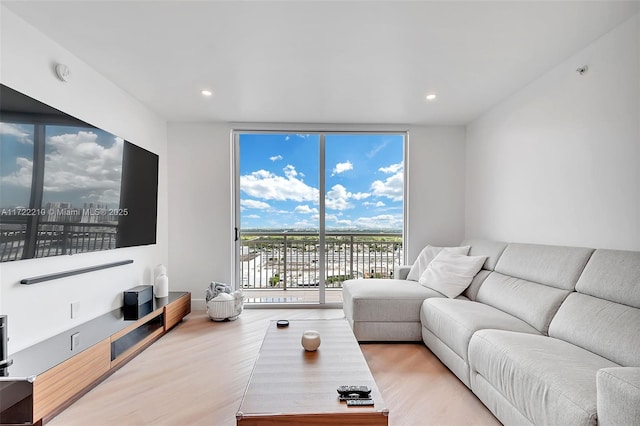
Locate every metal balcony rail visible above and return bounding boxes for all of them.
[240,231,403,290]
[0,220,117,261]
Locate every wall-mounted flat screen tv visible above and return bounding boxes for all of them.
[0,84,158,262]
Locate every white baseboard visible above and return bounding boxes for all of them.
[191,298,206,311]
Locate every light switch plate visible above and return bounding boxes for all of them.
[71,301,79,319]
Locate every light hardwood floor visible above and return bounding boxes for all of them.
[47,309,500,426]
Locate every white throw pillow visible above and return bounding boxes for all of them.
[418,251,487,298]
[406,245,470,281]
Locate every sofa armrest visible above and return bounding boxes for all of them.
[597,367,640,426]
[394,265,412,280]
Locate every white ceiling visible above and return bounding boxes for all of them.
[3,1,639,125]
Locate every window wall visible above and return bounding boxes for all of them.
[234,131,405,305]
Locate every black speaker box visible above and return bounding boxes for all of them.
[123,285,153,320]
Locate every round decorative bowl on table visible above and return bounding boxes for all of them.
[301,330,321,351]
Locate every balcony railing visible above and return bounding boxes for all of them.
[240,232,403,290]
[0,221,117,261]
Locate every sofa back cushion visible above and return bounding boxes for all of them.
[574,249,640,307]
[476,272,569,334]
[461,239,508,271]
[493,243,594,291]
[549,249,640,367]
[461,240,508,300]
[549,293,640,367]
[475,243,594,334]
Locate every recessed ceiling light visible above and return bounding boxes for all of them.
[425,93,437,101]
[201,89,213,97]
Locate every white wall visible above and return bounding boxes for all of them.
[466,14,640,250]
[166,123,466,307]
[406,126,466,260]
[167,123,233,309]
[0,8,168,352]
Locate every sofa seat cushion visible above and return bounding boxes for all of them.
[469,330,619,426]
[597,367,640,426]
[342,278,444,322]
[421,299,540,362]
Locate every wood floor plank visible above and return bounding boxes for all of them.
[360,343,501,426]
[46,309,500,426]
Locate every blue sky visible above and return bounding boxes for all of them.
[239,133,404,230]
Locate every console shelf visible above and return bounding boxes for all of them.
[0,291,191,426]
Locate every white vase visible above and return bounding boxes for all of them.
[155,264,166,278]
[154,273,169,298]
[301,330,321,351]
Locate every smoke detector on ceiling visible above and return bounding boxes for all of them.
[55,63,71,82]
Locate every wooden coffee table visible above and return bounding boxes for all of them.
[236,319,388,425]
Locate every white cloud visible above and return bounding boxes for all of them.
[326,184,353,210]
[333,218,354,227]
[2,130,123,205]
[245,214,260,219]
[379,163,403,174]
[331,161,353,176]
[353,214,403,229]
[283,164,297,178]
[1,157,33,188]
[295,205,318,214]
[363,201,386,207]
[366,140,390,158]
[351,192,370,200]
[371,169,403,202]
[240,165,318,202]
[241,199,271,210]
[293,219,315,228]
[0,123,32,144]
[40,132,123,204]
[325,185,372,210]
[323,212,401,230]
[269,155,283,162]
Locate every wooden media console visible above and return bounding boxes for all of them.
[0,292,191,425]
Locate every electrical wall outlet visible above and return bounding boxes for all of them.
[70,301,79,319]
[71,332,80,351]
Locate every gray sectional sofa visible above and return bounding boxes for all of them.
[342,240,640,425]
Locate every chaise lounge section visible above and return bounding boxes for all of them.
[341,240,509,341]
[342,240,640,425]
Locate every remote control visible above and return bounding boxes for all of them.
[339,394,368,401]
[337,385,371,397]
[347,399,374,406]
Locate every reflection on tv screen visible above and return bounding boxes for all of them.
[0,84,158,262]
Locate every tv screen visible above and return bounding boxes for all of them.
[0,84,158,262]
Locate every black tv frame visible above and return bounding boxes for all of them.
[0,84,159,262]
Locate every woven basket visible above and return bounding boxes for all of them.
[206,293,244,321]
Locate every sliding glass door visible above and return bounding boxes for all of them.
[234,131,405,306]
[236,133,321,304]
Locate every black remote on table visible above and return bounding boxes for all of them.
[339,394,369,401]
[346,399,374,406]
[337,385,371,397]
